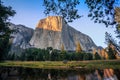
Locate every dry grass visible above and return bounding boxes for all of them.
[0,60,120,69]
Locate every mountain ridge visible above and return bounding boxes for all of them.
[8,16,97,53]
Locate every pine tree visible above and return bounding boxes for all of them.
[108,47,116,59]
[94,52,101,60]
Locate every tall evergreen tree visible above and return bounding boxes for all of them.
[0,0,16,61]
[94,52,101,60]
[108,47,116,59]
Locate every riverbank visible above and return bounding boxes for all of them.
[0,60,120,69]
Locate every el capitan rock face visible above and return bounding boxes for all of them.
[30,16,97,51]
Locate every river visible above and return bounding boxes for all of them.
[0,67,120,80]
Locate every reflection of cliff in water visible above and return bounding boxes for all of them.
[103,69,118,80]
[0,67,119,80]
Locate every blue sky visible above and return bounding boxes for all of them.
[3,0,116,48]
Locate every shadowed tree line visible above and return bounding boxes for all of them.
[7,47,93,61]
[11,38,117,61]
[7,46,116,61]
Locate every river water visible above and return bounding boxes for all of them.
[0,67,120,80]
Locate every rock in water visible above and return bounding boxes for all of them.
[30,16,97,51]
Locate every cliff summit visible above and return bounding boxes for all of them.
[37,16,63,31]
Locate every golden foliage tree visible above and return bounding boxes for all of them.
[76,41,82,53]
[101,49,107,59]
[105,50,109,59]
[92,48,96,55]
[61,43,65,52]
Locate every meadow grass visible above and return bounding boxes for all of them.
[0,60,120,69]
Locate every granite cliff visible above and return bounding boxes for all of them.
[9,23,34,53]
[30,16,97,51]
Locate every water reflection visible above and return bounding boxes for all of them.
[0,67,120,80]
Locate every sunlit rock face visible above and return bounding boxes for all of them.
[30,16,97,51]
[37,16,62,31]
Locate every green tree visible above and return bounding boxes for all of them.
[0,1,16,61]
[105,32,120,52]
[25,49,34,61]
[42,49,49,61]
[105,32,119,59]
[60,50,67,60]
[47,47,53,61]
[94,52,101,60]
[43,0,118,26]
[47,47,53,51]
[69,53,76,60]
[51,49,60,61]
[43,0,80,22]
[108,47,116,59]
[20,52,26,61]
[36,49,44,61]
[83,53,93,60]
[78,52,84,60]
